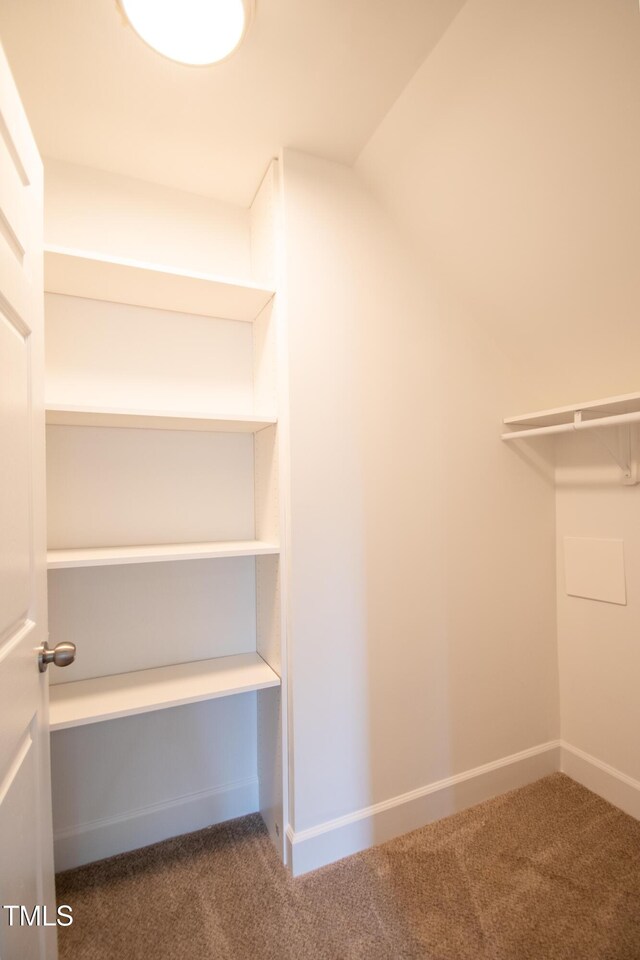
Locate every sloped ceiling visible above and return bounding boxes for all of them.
[0,0,466,205]
[358,0,640,406]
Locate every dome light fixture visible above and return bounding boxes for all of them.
[120,0,254,67]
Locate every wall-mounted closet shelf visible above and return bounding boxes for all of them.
[502,391,640,440]
[47,540,280,569]
[46,404,277,434]
[502,391,640,485]
[44,245,274,322]
[49,652,281,731]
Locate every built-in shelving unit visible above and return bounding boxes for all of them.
[46,162,287,870]
[49,653,281,731]
[44,245,274,321]
[46,404,277,434]
[47,540,280,569]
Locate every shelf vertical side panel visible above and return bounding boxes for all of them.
[252,160,287,862]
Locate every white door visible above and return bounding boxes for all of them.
[0,41,58,960]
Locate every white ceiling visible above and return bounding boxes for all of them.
[0,0,466,206]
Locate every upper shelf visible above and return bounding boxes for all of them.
[46,404,276,434]
[502,391,640,440]
[44,245,274,322]
[47,539,280,570]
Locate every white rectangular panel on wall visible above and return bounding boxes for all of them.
[46,425,255,548]
[563,536,626,605]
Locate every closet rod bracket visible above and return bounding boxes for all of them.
[580,413,640,485]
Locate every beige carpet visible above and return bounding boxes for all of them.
[56,773,640,960]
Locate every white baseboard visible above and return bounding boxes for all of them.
[560,742,640,821]
[54,742,640,877]
[54,776,259,872]
[286,740,561,877]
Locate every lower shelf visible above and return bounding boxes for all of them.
[48,652,280,731]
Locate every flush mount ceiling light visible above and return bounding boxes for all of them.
[119,0,254,66]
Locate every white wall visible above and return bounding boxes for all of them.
[556,435,640,797]
[357,0,640,811]
[51,695,259,871]
[280,148,559,871]
[357,0,640,410]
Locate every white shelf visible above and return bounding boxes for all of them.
[503,391,640,440]
[44,245,274,322]
[46,404,276,434]
[49,652,280,731]
[47,540,279,569]
[504,391,640,428]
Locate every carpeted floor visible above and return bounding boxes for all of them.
[56,773,640,960]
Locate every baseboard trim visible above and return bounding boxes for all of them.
[560,742,640,821]
[53,741,640,876]
[54,776,259,872]
[286,740,561,876]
